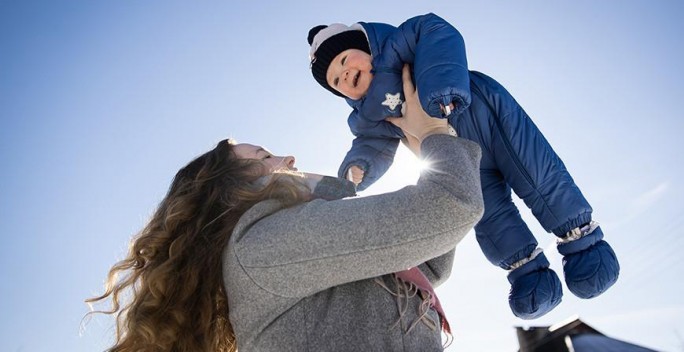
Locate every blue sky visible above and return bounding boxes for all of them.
[1,1,683,351]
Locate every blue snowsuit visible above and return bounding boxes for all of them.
[335,13,619,319]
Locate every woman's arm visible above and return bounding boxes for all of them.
[418,249,455,287]
[233,66,483,298]
[234,134,482,298]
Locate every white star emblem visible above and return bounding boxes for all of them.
[381,92,403,111]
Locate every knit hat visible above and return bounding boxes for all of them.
[308,23,370,97]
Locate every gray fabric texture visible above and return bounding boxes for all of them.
[311,175,357,200]
[222,134,484,352]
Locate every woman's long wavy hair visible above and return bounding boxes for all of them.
[86,139,310,352]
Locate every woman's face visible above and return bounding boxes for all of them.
[326,49,373,100]
[233,143,297,175]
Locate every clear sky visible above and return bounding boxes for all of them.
[1,1,683,351]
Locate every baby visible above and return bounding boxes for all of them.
[307,13,619,319]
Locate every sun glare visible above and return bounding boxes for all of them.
[359,144,423,196]
[416,157,431,172]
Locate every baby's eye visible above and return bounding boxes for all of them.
[341,56,347,65]
[262,155,272,160]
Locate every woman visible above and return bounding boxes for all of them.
[87,66,484,352]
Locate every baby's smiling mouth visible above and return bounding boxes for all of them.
[353,72,360,87]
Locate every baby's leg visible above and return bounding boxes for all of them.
[473,74,619,299]
[476,167,562,319]
[476,169,536,269]
[486,102,592,235]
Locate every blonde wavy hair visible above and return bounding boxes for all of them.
[86,139,310,352]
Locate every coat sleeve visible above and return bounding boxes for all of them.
[379,13,471,118]
[233,135,484,298]
[339,110,401,191]
[418,249,455,288]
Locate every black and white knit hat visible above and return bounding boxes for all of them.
[308,23,370,97]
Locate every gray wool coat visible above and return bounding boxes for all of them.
[222,135,484,352]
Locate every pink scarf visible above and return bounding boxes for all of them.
[394,267,452,336]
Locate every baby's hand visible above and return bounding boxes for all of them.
[347,165,365,185]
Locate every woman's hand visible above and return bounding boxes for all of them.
[386,65,450,150]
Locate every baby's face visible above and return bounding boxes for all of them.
[326,49,373,100]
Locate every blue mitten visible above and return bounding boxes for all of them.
[507,250,563,319]
[558,224,620,299]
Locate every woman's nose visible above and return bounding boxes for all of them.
[284,156,296,169]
